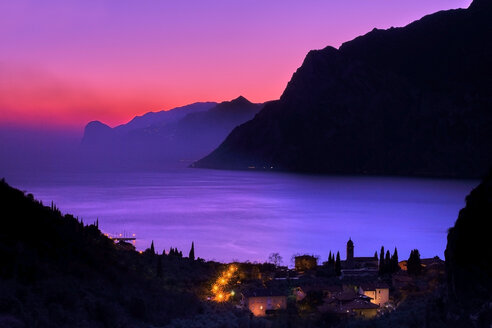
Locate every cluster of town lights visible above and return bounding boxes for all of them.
[211,265,237,302]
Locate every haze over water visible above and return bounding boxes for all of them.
[4,169,477,264]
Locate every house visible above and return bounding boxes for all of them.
[357,281,389,306]
[242,289,287,317]
[294,255,317,272]
[319,290,379,319]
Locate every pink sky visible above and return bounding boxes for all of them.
[0,0,472,130]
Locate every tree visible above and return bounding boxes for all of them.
[407,249,423,275]
[335,251,341,276]
[189,242,195,260]
[385,250,391,273]
[379,246,385,275]
[268,252,283,267]
[374,251,378,260]
[150,240,155,255]
[391,247,400,273]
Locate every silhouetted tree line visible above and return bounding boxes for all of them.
[323,250,342,276]
[169,247,183,257]
[379,246,400,275]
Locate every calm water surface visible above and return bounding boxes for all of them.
[4,169,477,264]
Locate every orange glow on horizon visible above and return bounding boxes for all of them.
[0,0,471,130]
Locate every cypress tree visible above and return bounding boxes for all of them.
[379,246,385,274]
[391,247,399,273]
[335,251,341,276]
[150,240,155,255]
[374,251,378,260]
[385,250,391,273]
[407,249,422,275]
[328,251,332,264]
[189,242,195,260]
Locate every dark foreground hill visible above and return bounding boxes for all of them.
[445,170,492,326]
[195,0,492,178]
[81,97,263,170]
[0,179,221,328]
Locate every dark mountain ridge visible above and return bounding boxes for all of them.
[445,170,492,326]
[195,0,492,178]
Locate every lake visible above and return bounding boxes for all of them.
[3,168,477,265]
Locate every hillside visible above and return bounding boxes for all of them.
[0,179,220,328]
[445,170,492,326]
[194,0,492,178]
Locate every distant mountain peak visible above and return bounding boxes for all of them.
[229,95,251,105]
[82,121,113,145]
[84,120,111,131]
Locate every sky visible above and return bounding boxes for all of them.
[0,0,472,131]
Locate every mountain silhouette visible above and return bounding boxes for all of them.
[445,170,492,325]
[194,0,492,178]
[81,97,263,169]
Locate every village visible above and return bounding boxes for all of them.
[207,239,445,323]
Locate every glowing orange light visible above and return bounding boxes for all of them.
[210,265,240,303]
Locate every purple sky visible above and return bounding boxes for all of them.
[0,0,472,129]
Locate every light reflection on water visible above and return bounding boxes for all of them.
[4,168,477,264]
